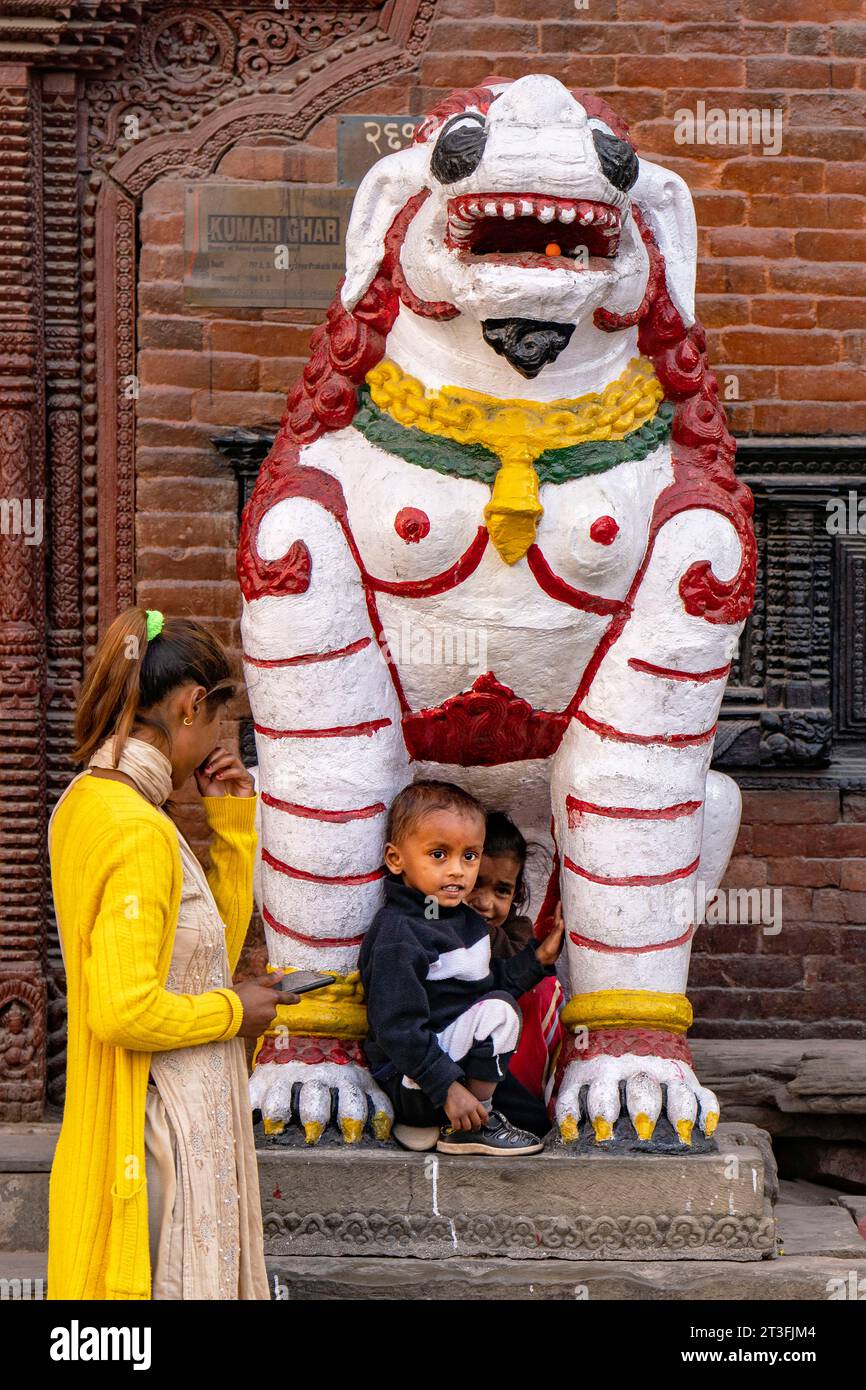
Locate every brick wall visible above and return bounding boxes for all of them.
[693,791,866,1038]
[134,0,866,1035]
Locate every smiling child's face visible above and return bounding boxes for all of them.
[384,807,487,908]
[466,852,521,929]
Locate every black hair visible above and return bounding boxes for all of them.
[483,810,530,914]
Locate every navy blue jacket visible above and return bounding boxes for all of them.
[359,875,546,1106]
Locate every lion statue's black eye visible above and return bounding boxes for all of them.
[430,113,487,185]
[591,128,639,192]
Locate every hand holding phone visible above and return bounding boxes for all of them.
[274,970,336,996]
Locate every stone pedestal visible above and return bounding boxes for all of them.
[257,1123,777,1263]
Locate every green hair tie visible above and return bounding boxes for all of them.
[145,609,165,642]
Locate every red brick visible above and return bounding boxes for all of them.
[749,296,816,329]
[692,192,748,226]
[139,350,212,389]
[142,180,186,215]
[619,0,741,17]
[138,281,185,314]
[138,546,236,582]
[137,387,193,421]
[766,858,842,888]
[719,157,825,193]
[191,390,286,426]
[745,57,843,86]
[668,24,783,55]
[777,366,866,401]
[842,793,866,823]
[709,227,796,260]
[817,299,865,330]
[135,580,241,621]
[206,321,311,357]
[795,229,866,262]
[762,924,841,955]
[750,195,865,229]
[697,260,768,295]
[833,23,866,55]
[258,358,303,394]
[788,93,866,127]
[840,862,866,891]
[823,163,866,194]
[138,212,185,246]
[139,317,203,352]
[786,129,866,163]
[720,328,838,366]
[719,856,769,888]
[137,513,235,549]
[697,295,749,328]
[740,790,840,823]
[434,19,538,52]
[138,477,237,512]
[753,823,866,857]
[618,56,745,87]
[752,401,866,432]
[136,446,225,479]
[770,261,866,296]
[538,20,657,54]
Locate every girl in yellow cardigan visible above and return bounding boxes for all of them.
[47,606,298,1300]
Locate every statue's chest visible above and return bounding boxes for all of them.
[301,428,673,609]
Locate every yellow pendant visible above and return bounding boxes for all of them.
[484,452,543,564]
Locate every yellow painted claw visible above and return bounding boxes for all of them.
[372,1111,393,1142]
[592,1117,613,1143]
[559,1114,579,1144]
[303,1121,324,1145]
[676,1119,694,1146]
[705,1111,719,1137]
[262,1116,285,1136]
[634,1112,656,1142]
[341,1118,364,1145]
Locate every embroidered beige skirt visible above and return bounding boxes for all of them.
[143,828,270,1301]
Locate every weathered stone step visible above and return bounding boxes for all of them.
[257,1123,777,1262]
[265,1253,866,1301]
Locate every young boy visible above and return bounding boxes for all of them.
[359,780,564,1155]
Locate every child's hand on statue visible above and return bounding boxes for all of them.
[444,1080,489,1132]
[195,746,255,798]
[535,902,565,966]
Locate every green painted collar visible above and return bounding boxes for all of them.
[352,385,673,486]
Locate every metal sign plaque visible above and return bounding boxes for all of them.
[337,115,422,186]
[184,183,356,308]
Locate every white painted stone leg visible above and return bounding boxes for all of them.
[552,507,746,1144]
[241,490,410,1142]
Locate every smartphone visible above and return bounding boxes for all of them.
[275,970,336,996]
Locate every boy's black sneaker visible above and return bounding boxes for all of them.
[435,1110,544,1156]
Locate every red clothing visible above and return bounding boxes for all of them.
[489,914,564,1107]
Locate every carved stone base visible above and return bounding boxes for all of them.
[258,1123,777,1262]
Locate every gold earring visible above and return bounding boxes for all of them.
[183,715,193,726]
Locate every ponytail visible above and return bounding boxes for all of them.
[73,607,234,766]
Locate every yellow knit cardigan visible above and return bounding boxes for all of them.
[47,775,257,1300]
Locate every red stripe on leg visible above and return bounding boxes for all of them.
[254,717,391,739]
[563,854,700,887]
[244,637,372,668]
[262,903,367,947]
[566,794,702,826]
[262,847,386,886]
[260,792,386,823]
[575,709,717,747]
[628,657,731,683]
[568,924,695,954]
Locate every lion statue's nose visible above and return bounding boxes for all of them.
[487,73,589,129]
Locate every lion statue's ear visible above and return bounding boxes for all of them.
[341,142,432,313]
[630,159,698,328]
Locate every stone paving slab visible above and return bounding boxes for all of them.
[266,1253,866,1301]
[775,1204,866,1260]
